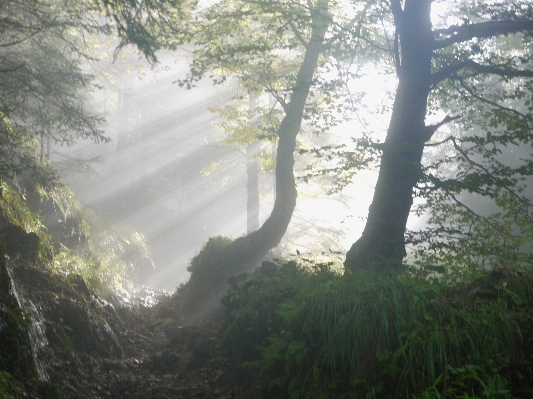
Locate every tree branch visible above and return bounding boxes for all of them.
[287,19,308,47]
[421,115,461,142]
[456,77,532,134]
[424,135,455,147]
[434,19,533,49]
[0,62,26,73]
[449,192,517,238]
[431,59,533,85]
[389,0,404,35]
[460,61,533,78]
[449,136,533,218]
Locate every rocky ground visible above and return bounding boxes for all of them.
[68,318,253,399]
[1,263,272,399]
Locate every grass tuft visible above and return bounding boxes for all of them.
[223,261,533,398]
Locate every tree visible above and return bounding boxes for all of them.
[173,0,338,320]
[408,42,533,277]
[0,0,189,181]
[210,93,271,234]
[0,0,108,180]
[344,0,533,272]
[191,0,334,255]
[178,0,373,257]
[0,0,190,292]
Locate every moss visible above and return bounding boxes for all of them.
[187,236,234,276]
[0,307,29,376]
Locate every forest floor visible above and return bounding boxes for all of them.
[56,306,255,399]
[2,264,270,399]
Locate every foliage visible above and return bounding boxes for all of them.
[51,217,150,293]
[223,260,533,398]
[0,0,109,181]
[0,177,150,292]
[1,182,45,234]
[181,0,366,161]
[0,0,192,181]
[408,30,533,276]
[0,371,25,399]
[98,0,193,62]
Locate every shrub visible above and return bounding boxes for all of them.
[223,261,533,398]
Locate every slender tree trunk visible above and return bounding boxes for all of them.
[246,94,260,233]
[345,0,433,272]
[178,0,331,324]
[238,0,331,260]
[246,141,260,233]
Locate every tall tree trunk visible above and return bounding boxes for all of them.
[246,140,260,233]
[235,0,331,262]
[246,94,260,233]
[345,0,433,272]
[177,0,331,324]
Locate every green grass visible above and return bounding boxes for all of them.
[223,262,533,398]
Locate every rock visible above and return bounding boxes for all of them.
[1,224,39,261]
[150,350,182,373]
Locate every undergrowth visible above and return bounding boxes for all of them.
[0,179,149,293]
[223,261,533,398]
[0,371,25,399]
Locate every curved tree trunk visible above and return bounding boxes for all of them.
[242,0,331,258]
[345,0,433,272]
[246,95,261,233]
[176,0,331,324]
[246,141,260,233]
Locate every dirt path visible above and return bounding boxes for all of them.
[1,265,268,399]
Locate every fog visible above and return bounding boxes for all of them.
[50,0,460,290]
[52,50,387,290]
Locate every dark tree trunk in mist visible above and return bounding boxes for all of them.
[236,0,330,261]
[177,0,331,324]
[345,0,433,272]
[246,141,260,233]
[343,1,533,273]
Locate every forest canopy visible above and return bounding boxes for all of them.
[2,0,533,284]
[174,0,533,277]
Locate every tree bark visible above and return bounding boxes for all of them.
[237,0,331,262]
[246,141,260,233]
[345,0,434,272]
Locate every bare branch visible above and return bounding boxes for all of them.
[422,115,461,142]
[459,61,533,78]
[432,59,533,86]
[287,19,308,47]
[424,135,455,147]
[449,136,533,218]
[431,60,476,86]
[456,77,532,134]
[449,193,517,237]
[0,62,26,73]
[434,19,533,49]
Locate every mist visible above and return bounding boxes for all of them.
[53,50,378,290]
